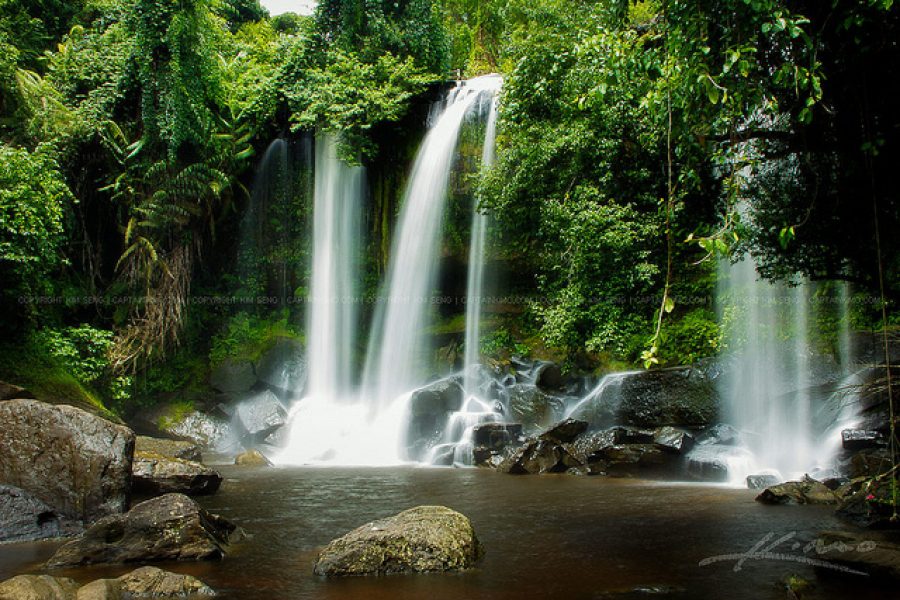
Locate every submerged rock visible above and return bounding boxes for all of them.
[234,449,272,466]
[755,475,839,505]
[46,493,239,568]
[132,452,222,496]
[0,485,81,543]
[135,436,202,462]
[117,566,216,598]
[0,399,134,522]
[0,575,79,600]
[313,506,483,576]
[815,531,900,578]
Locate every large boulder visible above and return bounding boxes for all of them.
[46,493,239,568]
[0,399,134,522]
[507,384,566,433]
[472,423,522,449]
[209,359,256,394]
[499,440,580,474]
[162,411,232,451]
[755,475,839,505]
[313,506,483,576]
[233,391,287,442]
[117,566,216,598]
[407,378,465,453]
[652,426,695,454]
[685,444,752,482]
[255,337,306,395]
[0,575,79,600]
[539,419,588,443]
[0,380,34,401]
[0,485,81,543]
[132,452,222,496]
[135,436,202,462]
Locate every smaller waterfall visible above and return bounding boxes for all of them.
[563,371,639,423]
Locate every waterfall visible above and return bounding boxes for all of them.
[306,135,361,400]
[462,90,500,394]
[362,75,504,412]
[275,134,370,465]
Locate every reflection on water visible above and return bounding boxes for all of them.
[1,467,894,599]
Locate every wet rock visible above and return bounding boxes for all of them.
[234,391,287,442]
[507,384,566,433]
[313,505,483,576]
[0,485,81,543]
[534,362,564,391]
[685,444,751,482]
[651,426,695,454]
[255,337,306,395]
[587,444,673,477]
[234,449,271,466]
[745,473,781,490]
[135,436,202,462]
[132,452,222,496]
[539,419,588,444]
[815,531,900,578]
[696,423,741,446]
[117,566,215,598]
[0,399,134,522]
[75,579,121,600]
[209,359,256,394]
[472,423,522,449]
[846,448,893,479]
[755,475,839,505]
[0,575,79,600]
[409,378,465,416]
[835,482,900,529]
[163,412,231,450]
[612,366,719,428]
[0,380,34,401]
[841,429,885,451]
[563,430,619,464]
[46,493,238,568]
[499,440,580,474]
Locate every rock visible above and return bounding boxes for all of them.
[846,448,894,479]
[651,426,695,454]
[0,380,34,401]
[313,506,483,576]
[409,378,465,417]
[0,575,79,600]
[75,579,120,600]
[472,423,522,449]
[163,412,231,450]
[836,482,900,529]
[746,473,781,490]
[538,419,588,443]
[0,399,134,522]
[118,567,215,598]
[132,452,222,496]
[255,337,306,395]
[233,391,287,442]
[499,440,579,474]
[534,362,564,391]
[815,531,900,578]
[586,444,674,477]
[46,493,238,568]
[507,384,566,433]
[587,366,719,428]
[841,429,885,451]
[0,485,81,543]
[135,436,202,462]
[755,475,839,505]
[210,358,256,394]
[234,449,271,466]
[696,423,741,446]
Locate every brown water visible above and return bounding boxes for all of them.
[1,467,895,599]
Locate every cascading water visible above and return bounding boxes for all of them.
[362,75,504,412]
[275,134,373,465]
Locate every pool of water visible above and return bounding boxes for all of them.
[1,467,894,599]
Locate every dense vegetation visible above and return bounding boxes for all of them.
[0,0,898,413]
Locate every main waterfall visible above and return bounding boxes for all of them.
[277,77,503,466]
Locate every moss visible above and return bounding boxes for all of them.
[156,399,196,431]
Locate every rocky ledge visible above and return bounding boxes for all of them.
[314,505,483,576]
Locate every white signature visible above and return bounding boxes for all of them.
[699,531,876,576]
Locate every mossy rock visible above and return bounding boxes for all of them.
[314,506,483,576]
